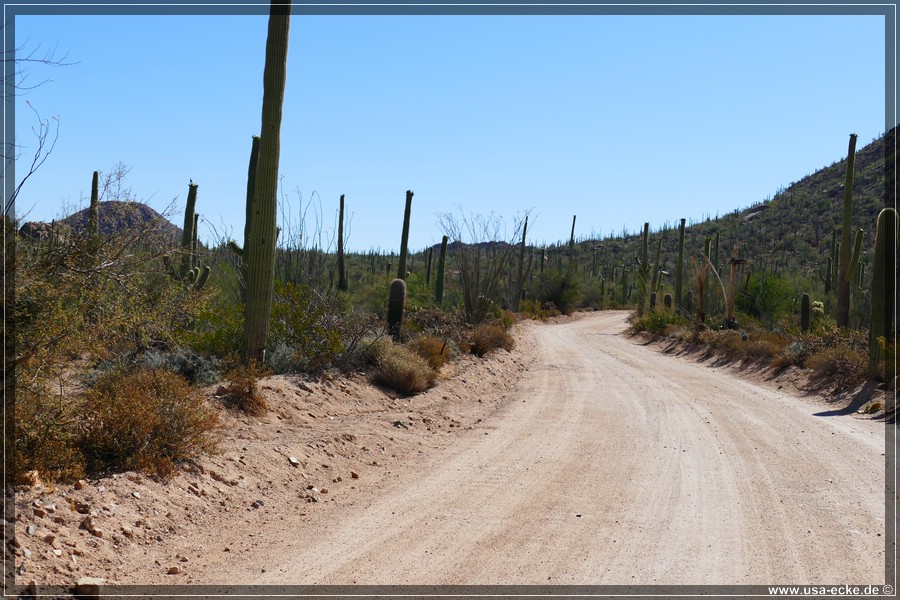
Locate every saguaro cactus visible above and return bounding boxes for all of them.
[434,235,449,305]
[675,217,686,310]
[181,182,198,277]
[836,133,858,328]
[397,190,413,280]
[568,215,577,271]
[869,208,897,379]
[244,0,291,364]
[88,171,100,238]
[800,292,811,332]
[337,194,348,291]
[388,278,407,340]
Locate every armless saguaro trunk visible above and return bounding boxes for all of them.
[836,133,857,328]
[337,194,348,291]
[397,190,413,280]
[244,0,291,364]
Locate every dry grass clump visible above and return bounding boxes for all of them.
[407,336,450,371]
[471,324,515,357]
[79,369,221,478]
[219,359,271,416]
[369,338,437,395]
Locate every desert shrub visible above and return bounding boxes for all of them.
[630,308,688,335]
[471,323,515,356]
[370,339,437,395]
[78,369,221,478]
[269,282,344,373]
[218,360,271,416]
[179,300,244,358]
[536,271,583,315]
[805,345,866,380]
[407,336,450,370]
[15,385,86,484]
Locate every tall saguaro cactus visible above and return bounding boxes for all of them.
[836,133,858,328]
[397,190,413,280]
[869,208,897,379]
[337,194,348,291]
[244,0,291,364]
[434,235,449,305]
[181,181,198,277]
[88,171,100,238]
[675,218,686,310]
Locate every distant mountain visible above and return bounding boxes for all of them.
[19,201,182,247]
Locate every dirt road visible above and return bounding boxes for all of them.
[249,311,885,585]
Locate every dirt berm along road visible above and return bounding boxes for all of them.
[240,311,886,585]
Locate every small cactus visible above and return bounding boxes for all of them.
[664,293,672,309]
[649,291,657,310]
[388,278,407,340]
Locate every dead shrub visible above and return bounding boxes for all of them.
[371,339,437,395]
[407,336,450,371]
[472,324,515,356]
[219,360,271,416]
[78,369,221,478]
[805,345,866,385]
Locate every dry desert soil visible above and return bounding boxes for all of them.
[10,311,890,590]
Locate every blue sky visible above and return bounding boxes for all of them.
[10,10,890,253]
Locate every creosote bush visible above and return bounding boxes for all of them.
[79,369,221,478]
[630,308,688,335]
[471,324,515,357]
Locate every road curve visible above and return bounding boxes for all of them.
[257,311,886,585]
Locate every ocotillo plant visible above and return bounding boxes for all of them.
[88,171,100,238]
[650,236,662,294]
[397,190,413,280]
[836,133,858,328]
[514,215,528,308]
[181,181,198,277]
[869,208,897,379]
[800,292,811,332]
[336,194,348,291]
[245,0,291,364]
[388,278,407,340]
[434,235,448,305]
[675,218,686,311]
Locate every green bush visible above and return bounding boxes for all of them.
[269,282,344,372]
[630,308,688,335]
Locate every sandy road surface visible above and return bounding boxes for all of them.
[251,311,886,585]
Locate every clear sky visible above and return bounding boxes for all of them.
[10,8,890,253]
